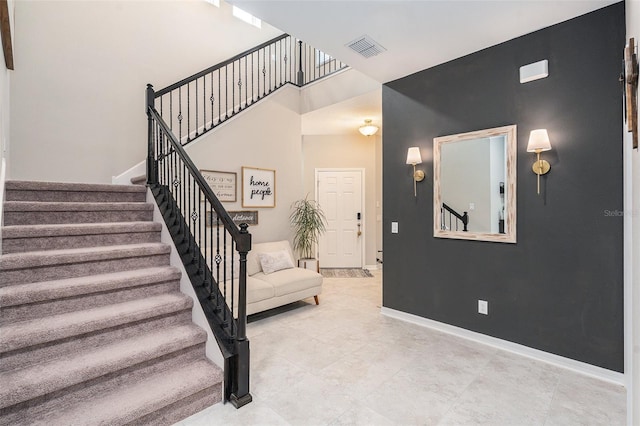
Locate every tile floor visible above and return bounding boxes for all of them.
[178,270,627,426]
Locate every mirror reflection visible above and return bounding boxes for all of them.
[433,125,516,243]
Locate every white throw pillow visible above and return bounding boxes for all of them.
[258,250,295,274]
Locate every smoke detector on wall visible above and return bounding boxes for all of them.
[346,35,386,58]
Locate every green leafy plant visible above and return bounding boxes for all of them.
[290,196,326,259]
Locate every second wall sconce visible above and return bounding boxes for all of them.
[406,147,424,197]
[526,129,552,195]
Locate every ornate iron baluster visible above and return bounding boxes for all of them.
[251,52,255,104]
[262,49,266,97]
[244,55,248,108]
[195,78,198,138]
[297,40,304,85]
[186,83,191,142]
[209,72,216,129]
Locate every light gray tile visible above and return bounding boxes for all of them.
[545,372,626,426]
[250,354,312,399]
[437,351,561,425]
[176,400,289,426]
[316,352,402,399]
[277,334,354,371]
[180,270,626,426]
[328,401,396,426]
[362,372,456,425]
[438,374,554,426]
[266,373,356,426]
[477,351,562,400]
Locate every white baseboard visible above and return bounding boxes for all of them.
[112,159,145,185]
[365,264,379,270]
[380,306,625,387]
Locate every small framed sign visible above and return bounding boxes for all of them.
[206,210,258,227]
[200,170,237,202]
[242,167,276,208]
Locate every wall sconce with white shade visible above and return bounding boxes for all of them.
[527,129,552,195]
[406,147,425,197]
[358,119,379,136]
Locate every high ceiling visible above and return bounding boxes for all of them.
[229,0,619,135]
[230,0,618,84]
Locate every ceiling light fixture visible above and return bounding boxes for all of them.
[358,119,379,137]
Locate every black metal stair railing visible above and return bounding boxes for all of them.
[148,33,347,147]
[145,34,348,409]
[146,103,252,408]
[441,203,469,232]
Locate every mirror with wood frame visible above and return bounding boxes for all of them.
[433,125,517,243]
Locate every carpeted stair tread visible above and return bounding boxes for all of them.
[25,359,222,426]
[0,324,207,409]
[1,222,163,254]
[0,293,193,353]
[2,201,154,226]
[0,266,181,308]
[1,221,161,239]
[5,181,147,203]
[3,201,153,212]
[5,180,147,194]
[0,179,223,422]
[0,243,170,271]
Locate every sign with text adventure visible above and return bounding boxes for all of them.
[242,167,276,208]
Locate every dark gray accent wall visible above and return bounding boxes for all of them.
[382,3,625,372]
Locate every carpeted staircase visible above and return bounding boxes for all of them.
[0,181,223,425]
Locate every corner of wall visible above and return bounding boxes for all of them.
[625,1,640,424]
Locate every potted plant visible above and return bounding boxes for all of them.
[290,196,326,270]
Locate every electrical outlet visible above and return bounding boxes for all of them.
[478,300,488,315]
[391,222,399,233]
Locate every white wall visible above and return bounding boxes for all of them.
[627,1,640,424]
[185,87,303,245]
[302,133,381,267]
[0,0,14,250]
[300,68,380,115]
[9,0,281,183]
[0,0,10,177]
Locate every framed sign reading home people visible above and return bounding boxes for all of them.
[242,167,276,208]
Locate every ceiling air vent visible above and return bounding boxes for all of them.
[346,35,386,58]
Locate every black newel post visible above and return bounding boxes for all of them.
[146,84,158,186]
[230,223,252,408]
[462,212,469,232]
[296,41,304,86]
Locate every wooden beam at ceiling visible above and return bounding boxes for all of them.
[625,38,638,149]
[0,0,13,70]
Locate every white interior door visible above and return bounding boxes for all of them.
[317,170,363,268]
